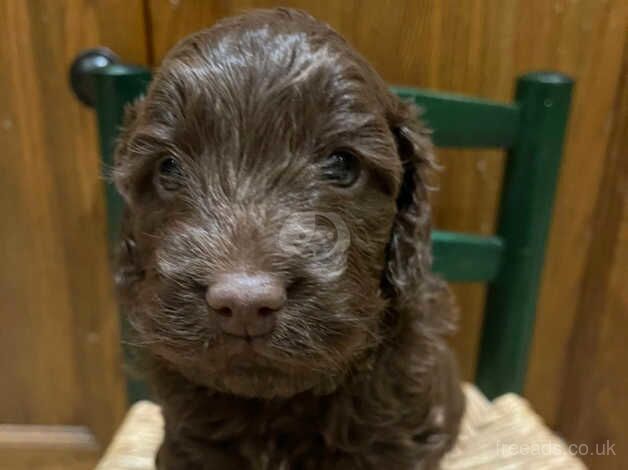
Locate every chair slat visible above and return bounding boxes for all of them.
[391,86,520,148]
[432,230,504,282]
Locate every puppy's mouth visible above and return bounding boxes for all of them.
[219,332,276,362]
[222,331,272,343]
[223,333,271,355]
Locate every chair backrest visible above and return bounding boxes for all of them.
[70,49,573,401]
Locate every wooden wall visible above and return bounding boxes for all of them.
[558,42,628,469]
[0,0,148,467]
[0,1,626,468]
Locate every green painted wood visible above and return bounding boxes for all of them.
[391,86,520,148]
[476,72,574,398]
[431,231,504,282]
[91,64,152,403]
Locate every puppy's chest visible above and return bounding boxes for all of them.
[204,395,337,466]
[241,397,330,460]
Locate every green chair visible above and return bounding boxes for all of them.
[69,48,573,403]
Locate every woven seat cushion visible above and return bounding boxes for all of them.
[96,384,585,469]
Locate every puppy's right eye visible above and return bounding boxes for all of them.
[321,150,361,188]
[155,156,183,193]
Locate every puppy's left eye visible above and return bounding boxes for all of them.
[321,150,361,187]
[155,156,184,194]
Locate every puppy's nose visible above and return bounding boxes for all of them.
[206,273,286,338]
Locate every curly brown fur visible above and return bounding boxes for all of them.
[113,8,464,469]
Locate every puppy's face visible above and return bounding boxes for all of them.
[115,10,428,398]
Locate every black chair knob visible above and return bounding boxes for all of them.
[69,48,120,107]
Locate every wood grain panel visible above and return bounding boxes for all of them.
[0,425,99,470]
[0,448,97,470]
[557,37,628,470]
[0,0,148,452]
[519,0,628,426]
[146,1,628,419]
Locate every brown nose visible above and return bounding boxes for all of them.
[206,273,286,338]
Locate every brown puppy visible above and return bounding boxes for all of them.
[114,8,463,469]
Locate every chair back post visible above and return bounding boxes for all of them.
[476,72,574,398]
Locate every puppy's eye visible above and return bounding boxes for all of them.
[155,156,183,193]
[321,150,361,187]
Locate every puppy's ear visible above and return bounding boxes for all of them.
[111,98,146,291]
[383,100,455,334]
[384,101,434,295]
[112,98,145,207]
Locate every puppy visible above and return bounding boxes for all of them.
[114,8,463,469]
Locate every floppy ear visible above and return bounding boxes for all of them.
[112,98,146,207]
[111,99,146,291]
[383,100,456,335]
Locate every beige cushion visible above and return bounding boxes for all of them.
[96,384,585,469]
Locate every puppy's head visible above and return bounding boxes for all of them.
[115,8,438,398]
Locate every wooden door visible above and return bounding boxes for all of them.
[557,45,628,469]
[0,1,148,468]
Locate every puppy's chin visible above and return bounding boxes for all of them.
[176,356,342,399]
[208,328,372,398]
[154,339,347,399]
[211,367,335,399]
